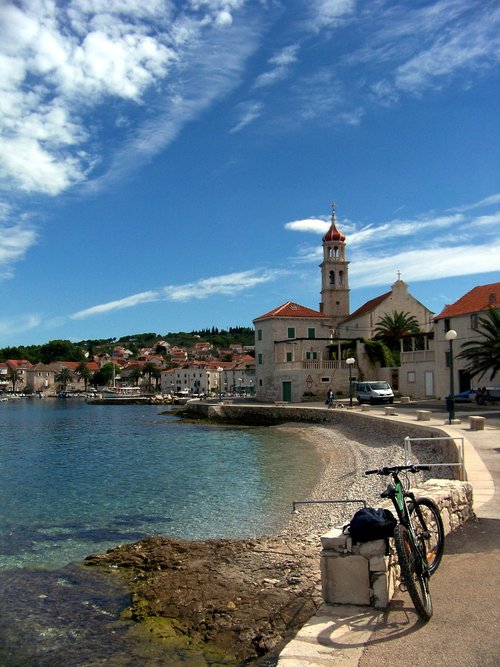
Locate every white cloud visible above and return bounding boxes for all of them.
[254,43,300,88]
[0,214,38,278]
[0,314,42,337]
[351,242,500,288]
[163,269,285,301]
[285,217,330,234]
[71,290,160,319]
[309,0,356,31]
[230,101,263,133]
[0,0,256,197]
[70,268,285,320]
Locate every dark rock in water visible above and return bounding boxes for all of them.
[85,534,323,664]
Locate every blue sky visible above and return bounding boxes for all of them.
[1,0,499,347]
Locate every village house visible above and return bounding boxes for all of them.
[161,357,255,396]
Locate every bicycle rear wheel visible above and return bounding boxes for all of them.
[394,524,433,622]
[410,497,445,575]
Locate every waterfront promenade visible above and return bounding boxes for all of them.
[275,402,500,667]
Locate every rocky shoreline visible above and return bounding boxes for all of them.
[85,421,450,665]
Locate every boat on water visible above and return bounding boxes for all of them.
[101,386,144,398]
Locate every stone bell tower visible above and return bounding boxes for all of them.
[319,204,350,324]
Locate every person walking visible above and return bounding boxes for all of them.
[326,388,334,408]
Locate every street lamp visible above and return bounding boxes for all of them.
[445,329,457,424]
[217,366,223,401]
[346,357,355,408]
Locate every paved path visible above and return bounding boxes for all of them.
[276,407,500,667]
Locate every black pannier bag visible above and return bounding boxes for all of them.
[344,507,397,543]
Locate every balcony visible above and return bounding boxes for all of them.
[275,359,346,371]
[401,350,435,363]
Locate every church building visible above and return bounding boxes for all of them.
[253,207,434,403]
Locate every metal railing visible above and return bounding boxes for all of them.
[404,435,466,480]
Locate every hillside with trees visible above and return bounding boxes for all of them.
[0,327,255,364]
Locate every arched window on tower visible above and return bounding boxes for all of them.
[329,270,335,285]
[333,245,339,258]
[328,247,333,258]
[339,270,344,285]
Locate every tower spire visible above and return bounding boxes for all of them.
[320,202,350,322]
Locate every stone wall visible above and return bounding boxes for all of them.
[185,403,462,474]
[320,479,474,609]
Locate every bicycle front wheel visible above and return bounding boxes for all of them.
[410,497,445,575]
[394,524,433,622]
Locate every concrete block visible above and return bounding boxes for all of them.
[372,572,392,609]
[469,415,485,430]
[361,404,371,411]
[416,410,431,421]
[320,528,350,552]
[321,554,370,606]
[384,407,398,416]
[400,396,411,403]
[358,540,387,558]
[369,555,389,572]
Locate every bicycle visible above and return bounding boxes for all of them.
[365,464,445,621]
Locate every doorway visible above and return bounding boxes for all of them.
[282,381,292,402]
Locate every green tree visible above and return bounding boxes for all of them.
[76,362,91,392]
[373,311,420,352]
[91,363,115,388]
[128,367,142,386]
[152,367,161,391]
[40,340,84,364]
[142,362,156,392]
[363,339,395,367]
[55,366,73,392]
[457,308,500,382]
[8,369,21,393]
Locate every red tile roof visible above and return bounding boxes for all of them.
[434,282,500,320]
[254,301,323,321]
[322,220,346,243]
[341,292,391,323]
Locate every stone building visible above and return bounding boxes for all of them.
[253,208,434,403]
[427,282,499,398]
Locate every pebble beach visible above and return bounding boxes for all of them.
[273,421,446,542]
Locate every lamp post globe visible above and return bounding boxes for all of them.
[217,367,223,401]
[346,357,355,408]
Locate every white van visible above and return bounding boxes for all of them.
[355,381,394,405]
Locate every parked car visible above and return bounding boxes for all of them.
[355,381,394,404]
[451,389,477,402]
[476,386,500,405]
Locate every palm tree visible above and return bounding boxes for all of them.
[128,367,142,387]
[457,308,500,382]
[152,367,161,391]
[373,311,421,352]
[76,361,91,392]
[55,366,73,392]
[142,362,156,393]
[8,369,20,393]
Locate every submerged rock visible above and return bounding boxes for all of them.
[85,534,322,664]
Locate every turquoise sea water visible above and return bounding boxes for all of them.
[0,400,323,665]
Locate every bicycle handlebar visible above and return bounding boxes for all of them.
[365,464,431,476]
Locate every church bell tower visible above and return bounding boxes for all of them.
[319,204,350,324]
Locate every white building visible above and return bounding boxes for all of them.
[253,208,434,403]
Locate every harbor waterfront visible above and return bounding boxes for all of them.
[0,399,326,664]
[0,398,460,665]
